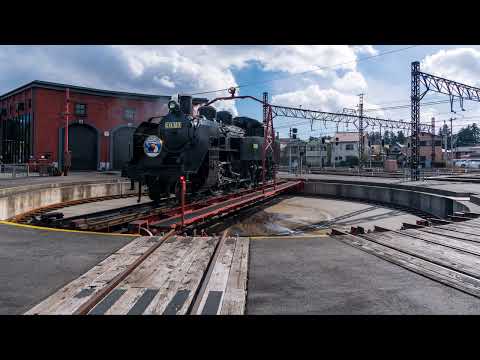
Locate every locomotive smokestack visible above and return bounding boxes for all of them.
[179,95,193,115]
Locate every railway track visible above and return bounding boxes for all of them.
[9,192,148,225]
[11,180,297,235]
[331,213,480,299]
[26,229,250,315]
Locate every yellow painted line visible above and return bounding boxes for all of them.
[0,221,139,237]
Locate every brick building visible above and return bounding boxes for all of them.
[405,132,443,168]
[0,80,174,171]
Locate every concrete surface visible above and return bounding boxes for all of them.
[0,223,134,314]
[301,180,470,218]
[0,171,124,190]
[226,196,421,236]
[0,176,137,220]
[247,236,480,314]
[281,172,480,196]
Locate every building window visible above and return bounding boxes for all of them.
[420,141,427,146]
[346,144,354,150]
[435,140,441,146]
[28,99,32,108]
[124,108,136,121]
[75,103,87,116]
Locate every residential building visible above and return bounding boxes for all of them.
[405,132,443,168]
[331,132,368,166]
[305,137,330,168]
[279,138,307,170]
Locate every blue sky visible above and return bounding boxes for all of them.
[1,45,480,139]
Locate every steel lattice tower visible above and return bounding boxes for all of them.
[411,61,421,181]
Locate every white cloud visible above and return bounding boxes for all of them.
[333,71,367,92]
[421,48,480,87]
[0,45,378,117]
[154,75,175,89]
[271,85,381,116]
[352,45,379,56]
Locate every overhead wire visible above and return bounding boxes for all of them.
[190,45,419,96]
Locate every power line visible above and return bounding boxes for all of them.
[190,45,419,96]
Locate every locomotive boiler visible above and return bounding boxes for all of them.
[123,95,279,202]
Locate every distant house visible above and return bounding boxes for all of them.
[279,138,307,169]
[306,137,330,168]
[406,132,443,168]
[331,132,368,166]
[453,145,480,159]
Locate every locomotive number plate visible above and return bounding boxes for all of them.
[165,122,182,129]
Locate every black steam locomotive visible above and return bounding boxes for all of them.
[123,95,279,202]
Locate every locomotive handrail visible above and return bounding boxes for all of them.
[147,116,164,123]
[205,95,266,107]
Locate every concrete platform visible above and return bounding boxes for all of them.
[281,172,480,197]
[0,222,134,314]
[0,171,124,191]
[0,171,136,220]
[247,236,480,314]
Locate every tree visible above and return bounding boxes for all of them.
[456,123,480,147]
[397,131,406,144]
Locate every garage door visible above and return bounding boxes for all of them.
[112,126,135,170]
[69,124,97,170]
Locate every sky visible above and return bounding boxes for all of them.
[2,45,480,140]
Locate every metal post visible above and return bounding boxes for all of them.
[411,62,421,181]
[358,94,364,169]
[450,117,453,165]
[180,176,186,228]
[261,92,274,194]
[64,88,70,176]
[289,130,292,173]
[431,117,435,168]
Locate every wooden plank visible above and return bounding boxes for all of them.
[103,288,146,315]
[26,235,172,315]
[360,232,480,279]
[99,237,198,314]
[49,253,142,315]
[25,237,149,314]
[438,222,480,234]
[189,233,229,315]
[193,236,236,315]
[173,236,221,315]
[400,229,480,257]
[221,237,250,315]
[120,236,196,289]
[419,227,480,243]
[149,236,219,315]
[336,234,480,298]
[141,237,208,314]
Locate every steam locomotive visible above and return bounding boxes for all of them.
[123,94,279,202]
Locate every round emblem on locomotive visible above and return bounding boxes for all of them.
[143,135,162,157]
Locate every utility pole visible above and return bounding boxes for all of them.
[431,117,435,168]
[442,120,448,165]
[289,128,292,173]
[64,88,71,176]
[358,94,364,169]
[450,117,454,164]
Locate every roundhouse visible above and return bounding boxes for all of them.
[0,81,207,171]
